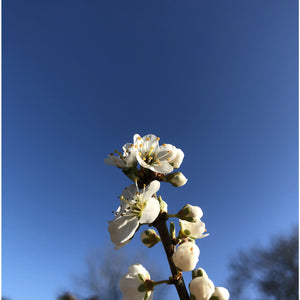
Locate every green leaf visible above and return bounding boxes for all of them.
[183,207,190,215]
[184,229,191,235]
[138,284,146,292]
[143,291,150,300]
[142,238,150,244]
[138,273,145,282]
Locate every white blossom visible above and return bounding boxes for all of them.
[104,143,137,169]
[189,276,215,300]
[119,264,154,300]
[212,287,230,300]
[108,181,160,249]
[172,241,200,271]
[133,134,183,174]
[180,219,209,239]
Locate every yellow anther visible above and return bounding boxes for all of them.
[156,137,160,141]
[137,137,141,140]
[163,143,166,146]
[167,158,170,161]
[146,137,150,141]
[134,145,138,148]
[139,144,143,147]
[156,159,160,162]
[143,157,146,161]
[139,152,142,156]
[204,229,207,232]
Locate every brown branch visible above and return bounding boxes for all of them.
[152,213,190,300]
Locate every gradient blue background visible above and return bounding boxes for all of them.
[3,1,298,299]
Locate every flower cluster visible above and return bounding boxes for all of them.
[189,269,230,300]
[105,133,187,186]
[105,134,229,300]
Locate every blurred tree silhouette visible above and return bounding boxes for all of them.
[57,246,170,300]
[57,292,77,300]
[227,226,298,300]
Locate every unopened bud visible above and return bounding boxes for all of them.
[172,241,200,271]
[165,172,188,187]
[211,287,230,300]
[141,229,161,248]
[192,268,208,279]
[189,275,215,300]
[177,204,203,222]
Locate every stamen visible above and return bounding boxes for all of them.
[156,137,160,141]
[139,144,143,147]
[114,150,122,156]
[163,143,166,146]
[146,137,150,141]
[135,180,139,192]
[148,146,154,156]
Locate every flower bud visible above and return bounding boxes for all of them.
[165,172,188,187]
[140,229,161,248]
[177,204,203,222]
[189,275,215,300]
[172,241,200,271]
[120,264,154,300]
[211,287,230,300]
[192,268,208,279]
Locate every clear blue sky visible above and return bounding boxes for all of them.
[2,1,298,299]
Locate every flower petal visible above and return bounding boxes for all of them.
[121,184,138,202]
[143,180,160,199]
[108,216,139,248]
[157,144,177,161]
[169,148,184,168]
[139,197,160,224]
